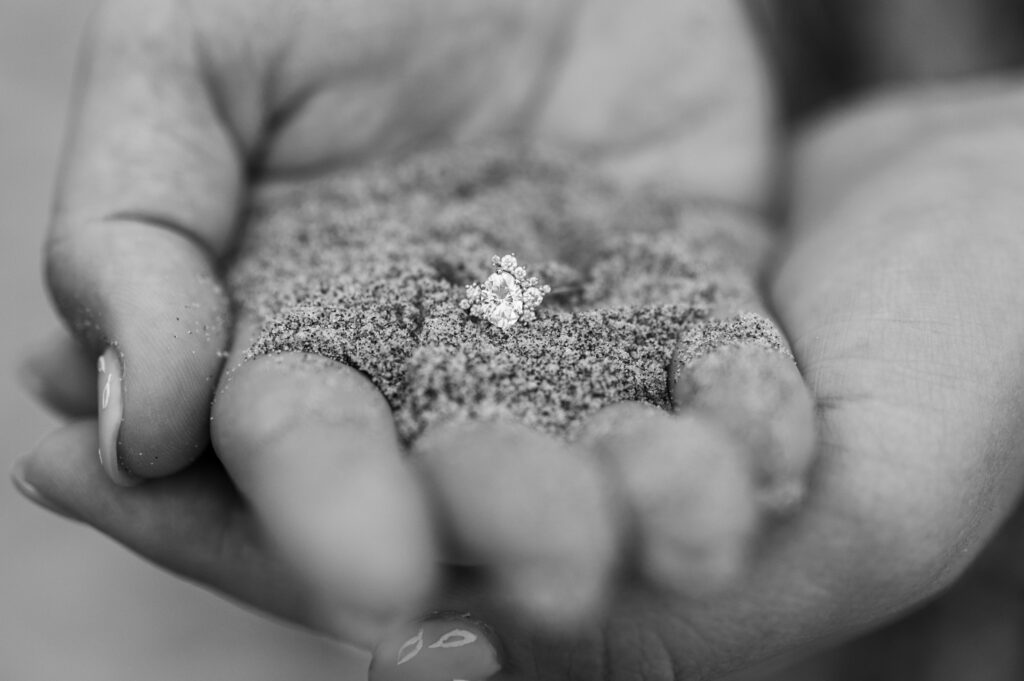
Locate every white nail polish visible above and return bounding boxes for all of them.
[369,612,502,681]
[97,348,139,486]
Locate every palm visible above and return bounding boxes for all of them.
[215,0,772,210]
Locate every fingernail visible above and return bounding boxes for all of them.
[369,611,502,681]
[97,348,139,487]
[9,457,79,522]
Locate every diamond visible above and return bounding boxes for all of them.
[483,272,524,329]
[461,254,550,330]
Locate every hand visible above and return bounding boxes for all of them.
[456,77,1024,681]
[14,1,1024,680]
[14,0,775,655]
[388,82,1024,680]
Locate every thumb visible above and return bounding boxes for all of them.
[46,2,243,481]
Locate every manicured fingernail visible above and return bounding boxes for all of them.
[9,457,79,522]
[369,611,502,681]
[97,348,139,486]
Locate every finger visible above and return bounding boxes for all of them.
[46,1,242,481]
[211,348,437,646]
[671,313,818,512]
[411,420,621,628]
[8,421,313,629]
[579,403,759,596]
[18,330,98,417]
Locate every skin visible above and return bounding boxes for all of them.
[11,0,1024,678]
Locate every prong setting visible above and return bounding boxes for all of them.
[460,254,550,330]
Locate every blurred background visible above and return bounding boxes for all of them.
[0,2,362,679]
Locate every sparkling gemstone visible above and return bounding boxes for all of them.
[483,271,524,330]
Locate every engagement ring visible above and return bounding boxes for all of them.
[460,254,550,330]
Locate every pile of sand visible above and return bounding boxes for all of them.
[227,145,784,444]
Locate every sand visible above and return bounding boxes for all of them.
[226,144,793,446]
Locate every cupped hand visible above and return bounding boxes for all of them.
[15,0,772,652]
[424,81,1024,681]
[15,0,1024,679]
[396,80,1024,681]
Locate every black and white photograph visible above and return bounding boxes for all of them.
[2,2,1024,680]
